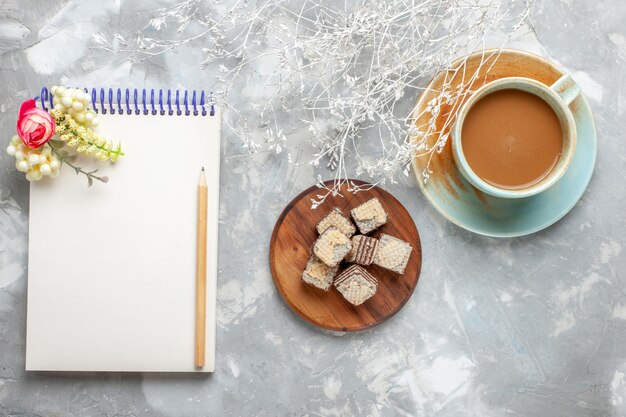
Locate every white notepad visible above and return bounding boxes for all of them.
[26,90,220,372]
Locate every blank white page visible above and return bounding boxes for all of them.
[26,108,221,372]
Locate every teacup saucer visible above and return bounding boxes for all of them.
[411,49,596,238]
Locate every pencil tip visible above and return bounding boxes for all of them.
[201,166,205,172]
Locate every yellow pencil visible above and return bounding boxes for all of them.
[195,167,207,368]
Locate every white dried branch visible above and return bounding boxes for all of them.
[93,0,535,206]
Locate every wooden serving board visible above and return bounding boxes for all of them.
[269,180,422,332]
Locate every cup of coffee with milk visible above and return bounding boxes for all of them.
[451,74,581,199]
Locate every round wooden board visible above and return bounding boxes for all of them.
[269,180,422,332]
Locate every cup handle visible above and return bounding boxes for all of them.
[550,74,581,106]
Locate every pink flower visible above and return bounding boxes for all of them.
[16,99,56,149]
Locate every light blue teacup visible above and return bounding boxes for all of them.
[451,74,581,199]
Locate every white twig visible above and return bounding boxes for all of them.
[94,0,535,206]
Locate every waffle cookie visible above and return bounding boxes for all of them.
[313,226,352,267]
[301,255,339,291]
[345,235,379,266]
[373,233,412,274]
[351,197,388,234]
[316,207,356,237]
[334,265,378,306]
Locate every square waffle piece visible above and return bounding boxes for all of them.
[316,207,356,237]
[373,233,412,274]
[301,255,339,291]
[313,226,352,267]
[345,235,379,266]
[334,265,378,306]
[350,197,388,234]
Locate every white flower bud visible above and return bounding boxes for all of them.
[16,160,29,172]
[40,163,51,175]
[26,169,43,181]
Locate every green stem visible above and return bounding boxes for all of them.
[62,159,109,185]
[49,145,109,186]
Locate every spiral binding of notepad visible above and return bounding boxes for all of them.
[37,87,216,116]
